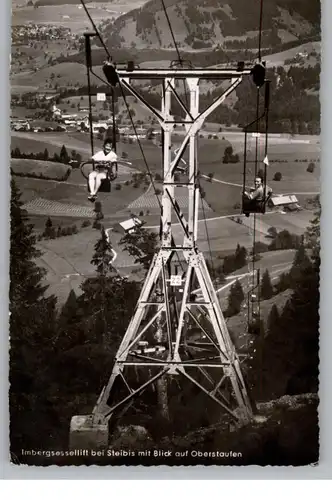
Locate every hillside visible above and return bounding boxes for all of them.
[34,0,121,5]
[102,0,320,51]
[11,158,70,181]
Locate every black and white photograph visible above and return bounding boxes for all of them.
[9,0,320,467]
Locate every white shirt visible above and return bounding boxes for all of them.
[92,150,118,163]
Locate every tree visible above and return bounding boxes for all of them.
[289,240,312,285]
[91,227,115,277]
[59,144,70,164]
[120,223,159,272]
[307,162,316,173]
[304,199,320,264]
[55,289,84,350]
[94,201,104,221]
[267,226,278,239]
[222,146,233,163]
[79,251,139,347]
[146,127,154,140]
[275,271,291,293]
[10,180,57,453]
[260,269,274,300]
[266,304,280,335]
[247,213,320,401]
[226,279,245,317]
[43,148,49,161]
[43,216,55,239]
[234,243,247,269]
[207,172,214,182]
[273,172,282,181]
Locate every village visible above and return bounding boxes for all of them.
[10,92,156,140]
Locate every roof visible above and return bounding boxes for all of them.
[270,194,299,206]
[118,217,142,231]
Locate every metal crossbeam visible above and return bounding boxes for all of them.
[115,67,252,79]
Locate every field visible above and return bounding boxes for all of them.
[11,62,105,91]
[11,131,320,212]
[11,40,80,75]
[264,41,320,68]
[12,1,148,33]
[11,127,320,305]
[35,226,138,304]
[11,131,105,158]
[11,158,70,180]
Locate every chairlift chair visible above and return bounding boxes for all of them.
[242,190,272,216]
[80,161,118,194]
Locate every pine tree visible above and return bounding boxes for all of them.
[305,198,320,264]
[77,227,117,343]
[58,289,78,330]
[226,279,245,316]
[289,240,312,286]
[247,209,320,401]
[43,148,49,161]
[120,223,159,272]
[59,144,70,164]
[10,180,58,452]
[43,216,55,239]
[260,269,274,300]
[10,179,47,306]
[235,243,247,269]
[267,304,280,335]
[55,289,84,351]
[275,271,291,293]
[91,227,115,277]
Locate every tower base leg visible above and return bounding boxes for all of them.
[69,415,108,450]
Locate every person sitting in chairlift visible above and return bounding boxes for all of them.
[243,176,272,216]
[88,138,118,202]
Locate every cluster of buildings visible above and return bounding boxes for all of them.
[10,117,66,133]
[12,24,73,44]
[51,104,114,133]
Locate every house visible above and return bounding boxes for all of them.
[113,217,143,235]
[268,194,301,211]
[61,113,78,120]
[92,122,108,134]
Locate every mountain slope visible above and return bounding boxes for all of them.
[102,0,320,51]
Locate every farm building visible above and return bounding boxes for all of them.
[113,217,143,234]
[268,194,301,211]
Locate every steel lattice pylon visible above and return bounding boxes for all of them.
[83,65,256,429]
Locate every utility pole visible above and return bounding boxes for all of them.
[70,61,263,449]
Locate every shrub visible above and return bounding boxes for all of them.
[81,220,91,228]
[273,172,282,181]
[267,226,278,238]
[115,184,122,190]
[307,162,316,173]
[139,210,144,216]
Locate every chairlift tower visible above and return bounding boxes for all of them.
[70,62,261,449]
